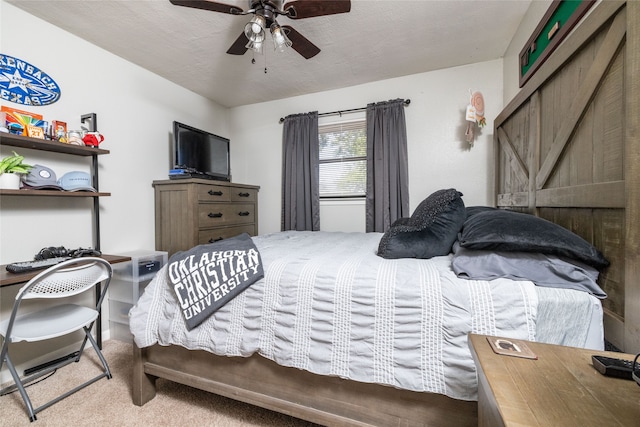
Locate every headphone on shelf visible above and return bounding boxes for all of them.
[34,246,101,260]
[34,246,69,260]
[69,248,102,258]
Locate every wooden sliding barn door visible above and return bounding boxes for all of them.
[494,1,640,352]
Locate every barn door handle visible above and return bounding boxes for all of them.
[238,211,250,216]
[208,190,223,196]
[208,212,223,218]
[238,192,250,197]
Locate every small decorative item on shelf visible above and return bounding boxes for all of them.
[1,106,45,137]
[82,132,104,148]
[52,120,68,142]
[0,112,8,133]
[0,151,33,189]
[67,130,84,145]
[26,122,46,139]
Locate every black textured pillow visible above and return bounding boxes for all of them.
[465,205,497,219]
[458,209,609,269]
[377,189,465,259]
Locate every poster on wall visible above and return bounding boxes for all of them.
[0,53,61,106]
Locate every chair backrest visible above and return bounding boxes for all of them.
[18,257,112,303]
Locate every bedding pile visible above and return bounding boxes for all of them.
[454,207,608,299]
[129,230,596,401]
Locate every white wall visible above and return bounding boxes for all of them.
[0,0,504,380]
[0,2,230,266]
[230,59,504,234]
[0,1,229,380]
[2,2,507,259]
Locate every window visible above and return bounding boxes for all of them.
[318,120,367,198]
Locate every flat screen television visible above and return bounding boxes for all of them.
[172,121,231,181]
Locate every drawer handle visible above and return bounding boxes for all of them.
[209,237,224,243]
[208,190,224,196]
[238,211,250,216]
[238,192,250,197]
[208,212,223,218]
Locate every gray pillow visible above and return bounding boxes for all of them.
[451,242,606,298]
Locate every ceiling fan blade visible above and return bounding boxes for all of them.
[169,0,244,15]
[282,26,320,59]
[227,32,249,55]
[284,0,351,19]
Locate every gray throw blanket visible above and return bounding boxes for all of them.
[167,233,263,330]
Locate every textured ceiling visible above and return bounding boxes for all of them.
[6,0,533,107]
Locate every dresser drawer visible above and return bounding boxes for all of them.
[197,184,231,202]
[231,188,258,202]
[198,225,256,245]
[198,203,255,227]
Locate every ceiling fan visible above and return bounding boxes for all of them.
[169,0,351,59]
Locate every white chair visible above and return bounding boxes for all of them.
[0,257,112,422]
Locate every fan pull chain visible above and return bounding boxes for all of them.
[249,49,268,73]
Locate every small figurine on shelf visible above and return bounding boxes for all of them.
[52,120,67,142]
[82,132,104,148]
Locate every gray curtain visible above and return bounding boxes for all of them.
[281,111,320,231]
[366,99,410,232]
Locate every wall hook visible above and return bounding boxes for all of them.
[81,113,97,132]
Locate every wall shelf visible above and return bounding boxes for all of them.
[1,132,109,156]
[0,189,110,196]
[1,130,113,347]
[0,131,109,249]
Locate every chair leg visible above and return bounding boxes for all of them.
[1,328,110,422]
[73,332,90,363]
[2,353,37,422]
[84,326,111,379]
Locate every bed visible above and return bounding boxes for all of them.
[129,1,639,425]
[130,226,604,426]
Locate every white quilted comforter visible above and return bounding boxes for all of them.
[129,231,595,401]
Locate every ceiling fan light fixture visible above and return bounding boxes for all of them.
[270,22,292,52]
[245,38,264,54]
[244,14,266,41]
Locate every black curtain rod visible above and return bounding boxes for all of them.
[279,99,410,124]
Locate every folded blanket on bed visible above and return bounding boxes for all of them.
[167,233,264,330]
[129,231,596,401]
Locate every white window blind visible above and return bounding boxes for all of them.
[318,120,367,198]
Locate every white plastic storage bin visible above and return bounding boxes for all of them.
[110,250,167,303]
[108,250,167,342]
[109,300,133,324]
[110,321,134,342]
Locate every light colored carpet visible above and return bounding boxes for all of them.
[0,339,320,426]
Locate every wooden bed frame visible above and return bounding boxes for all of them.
[132,2,639,425]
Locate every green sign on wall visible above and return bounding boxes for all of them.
[519,0,595,88]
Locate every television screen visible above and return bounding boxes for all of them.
[173,121,230,181]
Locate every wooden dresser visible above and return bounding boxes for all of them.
[153,178,259,256]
